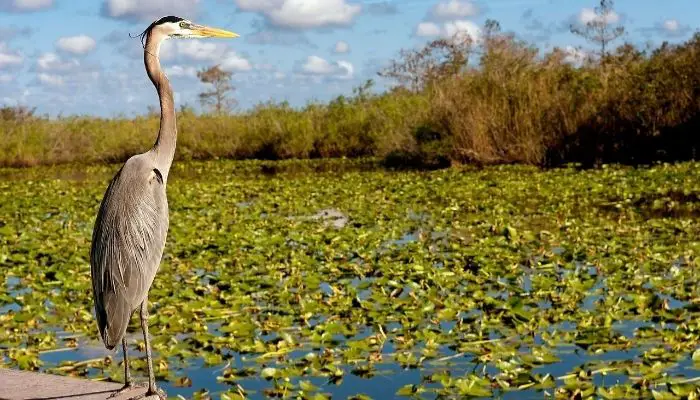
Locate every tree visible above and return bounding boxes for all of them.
[378,34,474,91]
[197,65,236,114]
[570,0,625,59]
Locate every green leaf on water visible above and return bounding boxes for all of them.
[261,367,278,380]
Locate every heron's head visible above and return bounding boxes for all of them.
[139,16,239,45]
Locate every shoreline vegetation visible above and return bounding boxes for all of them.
[2,31,699,169]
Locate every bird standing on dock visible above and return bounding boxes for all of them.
[90,16,238,399]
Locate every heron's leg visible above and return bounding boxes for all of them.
[123,337,132,386]
[108,338,142,398]
[140,297,166,399]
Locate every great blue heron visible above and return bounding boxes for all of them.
[90,16,238,399]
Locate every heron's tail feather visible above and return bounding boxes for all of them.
[96,292,132,350]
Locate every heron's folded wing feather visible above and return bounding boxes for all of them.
[90,159,168,345]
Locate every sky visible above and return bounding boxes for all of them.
[0,0,697,117]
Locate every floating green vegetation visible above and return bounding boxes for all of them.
[1,159,699,399]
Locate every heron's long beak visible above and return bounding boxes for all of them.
[192,24,239,38]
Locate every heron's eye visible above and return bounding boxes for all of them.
[179,21,189,29]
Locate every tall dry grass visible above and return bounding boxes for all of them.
[420,33,700,167]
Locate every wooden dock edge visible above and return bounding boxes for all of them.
[0,368,160,400]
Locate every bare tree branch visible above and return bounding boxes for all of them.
[570,0,625,59]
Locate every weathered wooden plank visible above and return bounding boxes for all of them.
[0,368,160,400]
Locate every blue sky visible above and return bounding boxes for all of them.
[0,0,697,117]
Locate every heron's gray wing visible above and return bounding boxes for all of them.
[90,155,168,349]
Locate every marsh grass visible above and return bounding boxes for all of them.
[2,33,700,168]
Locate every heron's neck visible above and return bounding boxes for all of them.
[145,35,176,181]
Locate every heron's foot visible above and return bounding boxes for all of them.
[108,382,147,398]
[147,387,167,400]
[128,386,167,400]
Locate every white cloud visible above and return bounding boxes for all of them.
[172,40,223,62]
[220,53,252,72]
[56,35,97,55]
[302,55,335,74]
[37,53,79,72]
[443,20,480,40]
[642,18,690,38]
[578,7,619,25]
[417,1,480,42]
[430,0,478,20]
[235,0,361,29]
[334,40,350,53]
[165,65,197,78]
[1,0,53,12]
[416,22,441,37]
[563,46,588,64]
[336,61,354,79]
[160,40,252,72]
[663,19,679,32]
[38,72,64,86]
[301,55,353,80]
[0,73,12,83]
[0,43,23,69]
[102,0,200,22]
[416,20,480,41]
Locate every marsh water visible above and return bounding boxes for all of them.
[1,159,699,399]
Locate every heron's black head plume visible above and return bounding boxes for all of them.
[130,16,186,48]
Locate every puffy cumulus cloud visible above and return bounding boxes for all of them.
[235,0,361,29]
[430,0,478,21]
[660,19,691,37]
[416,20,480,41]
[300,55,353,80]
[56,35,97,55]
[578,7,619,25]
[0,42,24,69]
[38,73,64,86]
[563,46,589,64]
[416,22,441,37]
[37,53,79,72]
[101,0,200,22]
[220,53,252,72]
[165,65,197,78]
[0,0,53,12]
[415,1,480,42]
[663,19,680,32]
[301,55,335,74]
[443,20,480,39]
[165,40,222,62]
[334,40,350,53]
[33,52,101,92]
[160,40,252,72]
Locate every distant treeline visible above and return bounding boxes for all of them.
[2,32,700,169]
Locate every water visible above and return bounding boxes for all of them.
[3,161,700,398]
[27,315,697,400]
